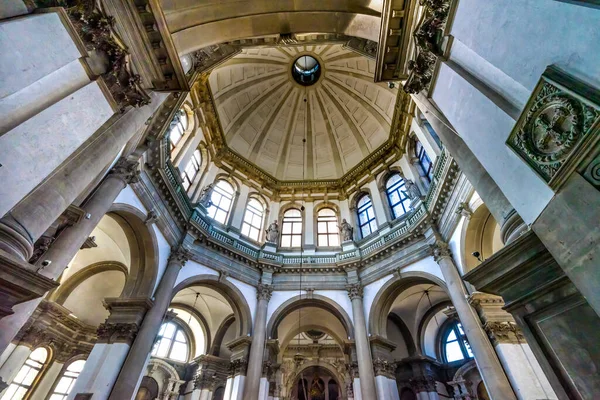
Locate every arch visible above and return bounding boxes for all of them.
[50,261,128,305]
[267,294,354,340]
[452,359,478,382]
[286,361,348,400]
[210,314,235,356]
[462,203,503,274]
[172,275,252,337]
[170,302,211,357]
[107,204,159,298]
[368,272,449,338]
[278,324,348,358]
[416,300,453,356]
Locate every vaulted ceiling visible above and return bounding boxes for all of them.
[208,44,399,181]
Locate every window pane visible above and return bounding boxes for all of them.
[163,323,176,338]
[285,209,301,217]
[318,235,328,247]
[175,331,186,342]
[291,236,301,248]
[361,225,371,237]
[13,366,30,384]
[282,223,292,234]
[359,212,368,225]
[22,369,38,386]
[156,338,171,357]
[281,236,291,248]
[445,341,464,362]
[389,190,400,205]
[30,348,48,363]
[329,235,339,247]
[327,221,337,233]
[54,377,72,394]
[447,330,457,341]
[241,223,250,237]
[292,222,302,234]
[249,227,259,241]
[215,209,227,224]
[366,207,375,219]
[463,340,474,358]
[251,214,262,227]
[3,385,18,400]
[50,394,65,400]
[317,222,327,233]
[369,221,378,233]
[169,342,188,362]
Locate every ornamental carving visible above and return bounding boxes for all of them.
[34,0,150,111]
[507,68,600,188]
[96,322,138,344]
[228,358,248,376]
[403,0,451,94]
[265,221,280,243]
[257,283,274,301]
[372,358,396,378]
[168,245,191,266]
[432,241,451,262]
[109,158,140,184]
[346,283,363,300]
[583,153,600,191]
[484,321,525,345]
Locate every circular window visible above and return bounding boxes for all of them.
[292,55,321,86]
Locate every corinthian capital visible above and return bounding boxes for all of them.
[109,158,140,184]
[168,245,191,266]
[257,283,273,301]
[432,240,451,262]
[346,283,363,300]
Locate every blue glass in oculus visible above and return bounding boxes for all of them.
[386,174,411,219]
[357,194,377,238]
[292,55,321,86]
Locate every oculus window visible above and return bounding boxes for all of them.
[2,347,48,400]
[442,322,474,363]
[281,208,303,248]
[49,359,86,400]
[292,55,321,86]
[386,174,411,219]
[317,208,340,247]
[151,322,189,362]
[241,198,265,241]
[357,194,377,238]
[207,180,235,224]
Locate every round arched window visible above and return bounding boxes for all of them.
[292,55,321,86]
[442,321,473,363]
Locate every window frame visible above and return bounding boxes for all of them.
[356,194,377,239]
[168,109,188,153]
[280,208,303,248]
[316,207,340,248]
[181,149,202,191]
[151,321,191,363]
[241,197,265,242]
[441,321,473,364]
[47,358,86,400]
[385,173,412,219]
[207,179,235,225]
[415,141,434,183]
[2,347,50,400]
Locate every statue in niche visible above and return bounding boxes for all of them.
[339,219,354,242]
[403,179,422,200]
[198,183,214,208]
[265,221,279,243]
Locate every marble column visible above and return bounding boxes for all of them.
[242,283,273,400]
[108,246,190,400]
[0,159,140,355]
[411,93,526,244]
[346,284,377,400]
[432,240,516,400]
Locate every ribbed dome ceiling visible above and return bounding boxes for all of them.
[209,44,399,181]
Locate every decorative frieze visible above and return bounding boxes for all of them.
[507,66,600,190]
[96,322,138,344]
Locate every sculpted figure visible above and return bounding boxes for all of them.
[404,179,422,200]
[339,218,354,242]
[198,183,214,208]
[265,221,279,243]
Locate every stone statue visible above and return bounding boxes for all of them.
[339,219,354,242]
[198,183,213,208]
[403,179,422,200]
[265,221,279,243]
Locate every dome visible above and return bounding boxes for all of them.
[208,44,399,181]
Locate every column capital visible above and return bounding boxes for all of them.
[228,358,248,377]
[108,158,140,185]
[168,245,191,266]
[484,321,525,346]
[346,283,363,300]
[372,358,396,379]
[96,322,139,345]
[257,283,273,301]
[432,240,452,262]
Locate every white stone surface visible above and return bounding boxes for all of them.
[432,64,554,224]
[266,290,300,329]
[0,13,82,98]
[314,290,354,326]
[33,361,63,399]
[363,274,393,328]
[0,343,16,369]
[401,257,445,285]
[375,375,391,399]
[0,345,30,385]
[0,81,113,218]
[67,343,130,400]
[353,378,362,400]
[229,375,245,400]
[496,342,558,400]
[174,260,219,288]
[258,377,269,400]
[448,215,466,275]
[227,276,257,324]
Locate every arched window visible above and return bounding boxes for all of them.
[442,322,473,363]
[357,194,377,238]
[241,198,264,241]
[49,359,86,400]
[317,208,339,247]
[2,347,49,400]
[181,149,202,191]
[281,208,302,248]
[168,109,188,152]
[207,180,234,224]
[415,140,434,182]
[386,174,412,219]
[151,321,189,362]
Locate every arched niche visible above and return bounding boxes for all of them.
[462,203,503,273]
[168,303,211,358]
[172,275,252,338]
[286,362,347,400]
[368,272,449,339]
